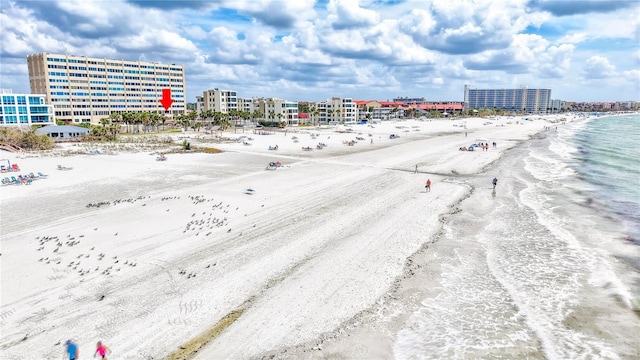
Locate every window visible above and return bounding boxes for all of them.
[30,106,49,114]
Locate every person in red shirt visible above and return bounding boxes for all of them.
[94,341,111,360]
[426,179,431,192]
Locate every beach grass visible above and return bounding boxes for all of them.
[165,309,245,360]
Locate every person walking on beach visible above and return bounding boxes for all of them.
[65,340,79,360]
[492,177,498,190]
[426,179,431,192]
[94,341,111,359]
[415,164,418,174]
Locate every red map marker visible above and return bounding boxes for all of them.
[159,88,174,111]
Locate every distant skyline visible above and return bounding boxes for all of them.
[1,0,639,103]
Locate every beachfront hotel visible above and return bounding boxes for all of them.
[314,97,357,124]
[26,52,186,124]
[464,85,552,114]
[0,89,56,127]
[202,89,238,114]
[200,88,300,126]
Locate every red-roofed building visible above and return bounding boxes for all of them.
[354,100,404,120]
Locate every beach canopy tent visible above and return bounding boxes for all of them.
[35,125,89,140]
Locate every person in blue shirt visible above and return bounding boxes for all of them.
[65,340,78,360]
[492,177,498,190]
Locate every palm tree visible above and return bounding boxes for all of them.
[251,110,262,123]
[130,112,142,133]
[313,108,320,126]
[140,111,151,133]
[108,123,120,140]
[150,112,162,132]
[108,112,122,130]
[160,113,169,131]
[390,107,399,120]
[308,106,316,126]
[335,109,341,123]
[121,111,135,133]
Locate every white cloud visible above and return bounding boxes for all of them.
[206,26,275,64]
[229,0,316,28]
[556,32,588,44]
[327,0,380,29]
[583,56,617,79]
[182,26,208,40]
[621,69,640,84]
[536,43,575,78]
[397,0,532,54]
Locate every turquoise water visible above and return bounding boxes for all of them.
[394,113,640,359]
[571,114,640,243]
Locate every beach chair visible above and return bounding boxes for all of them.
[37,172,49,178]
[266,162,278,170]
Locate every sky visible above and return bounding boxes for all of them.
[1,0,639,103]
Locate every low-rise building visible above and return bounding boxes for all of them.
[0,89,56,127]
[35,125,89,140]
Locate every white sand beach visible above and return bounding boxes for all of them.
[4,115,637,360]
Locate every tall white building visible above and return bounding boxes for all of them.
[464,85,552,113]
[202,89,238,113]
[0,89,56,127]
[318,97,357,123]
[27,52,186,124]
[257,98,299,126]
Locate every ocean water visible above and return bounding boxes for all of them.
[568,114,640,244]
[393,114,640,359]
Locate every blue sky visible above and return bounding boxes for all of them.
[1,0,638,103]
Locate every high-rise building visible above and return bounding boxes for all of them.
[0,89,56,127]
[464,85,552,113]
[27,52,185,124]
